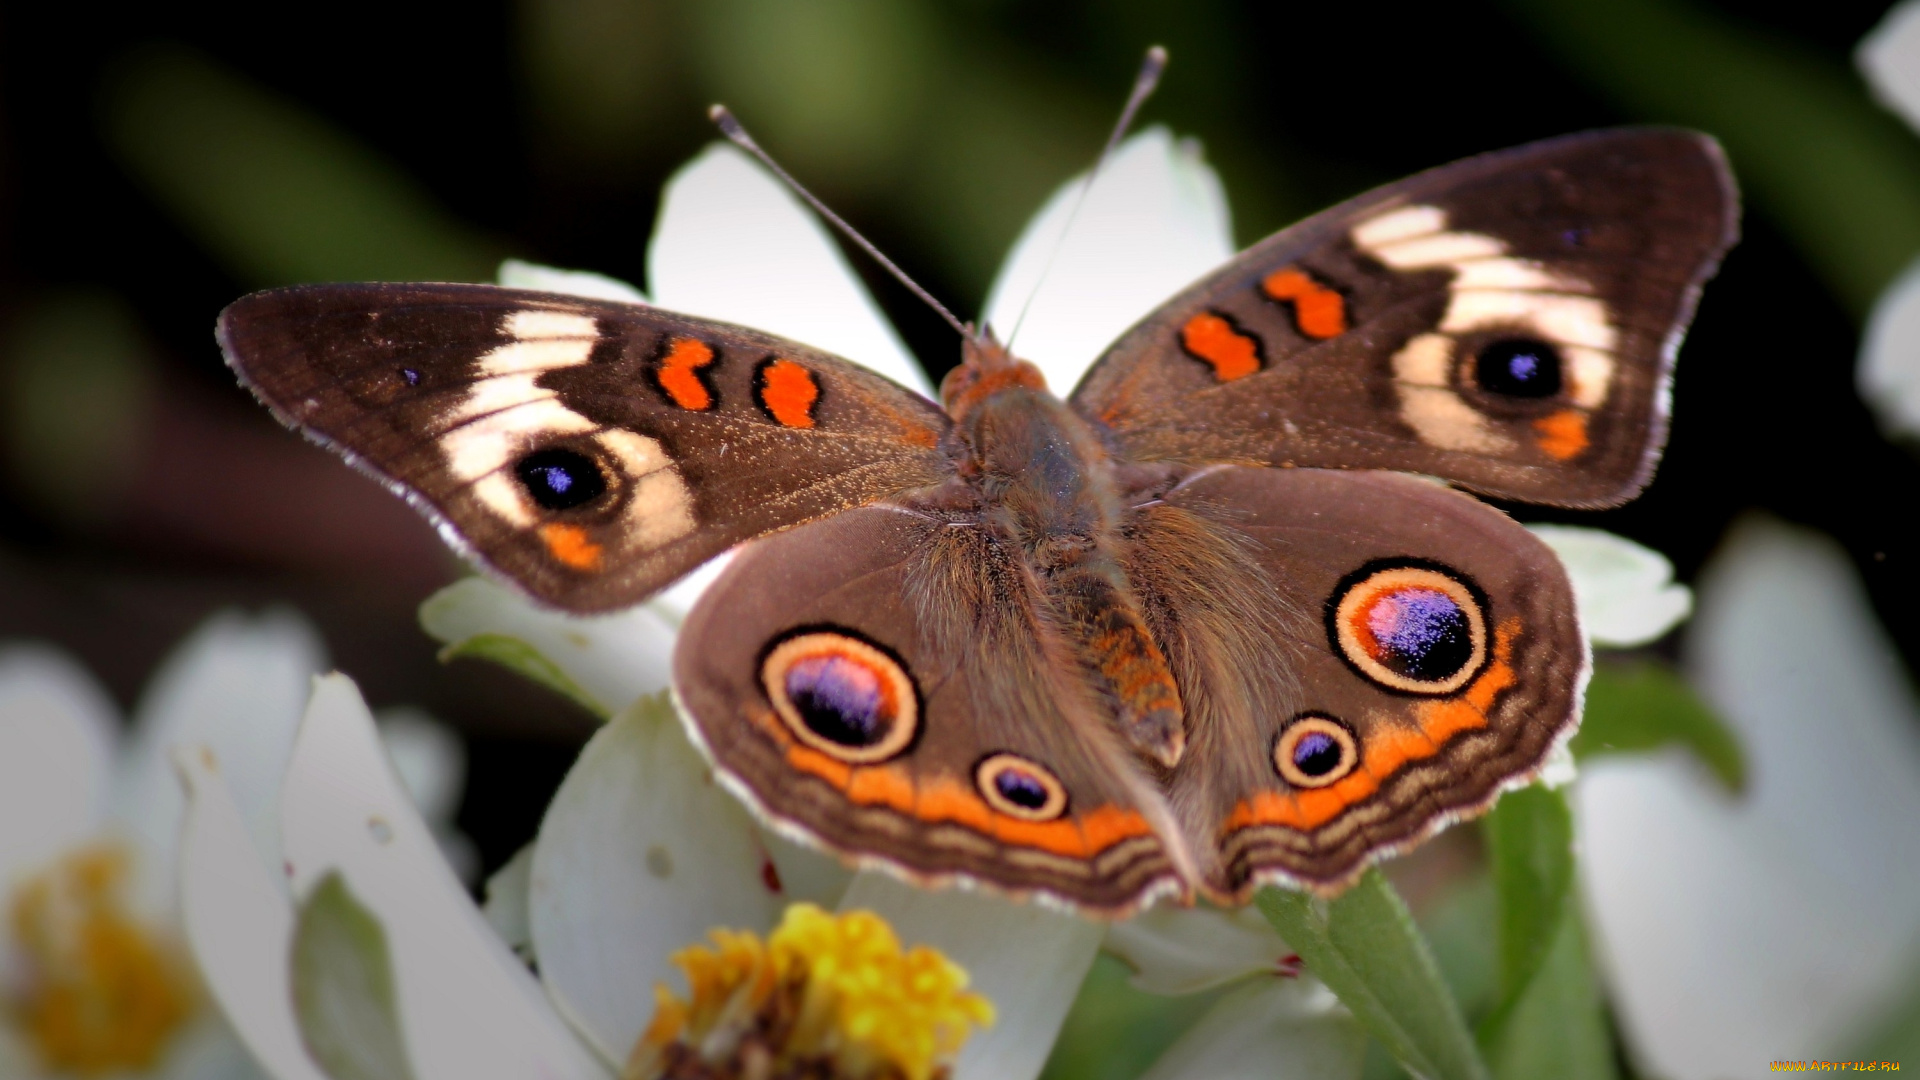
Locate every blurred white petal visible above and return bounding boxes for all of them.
[420,577,676,719]
[648,143,931,396]
[115,609,326,910]
[1529,525,1692,647]
[497,258,647,303]
[1136,977,1360,1080]
[838,871,1102,1080]
[982,127,1233,393]
[153,1019,277,1080]
[280,674,607,1080]
[373,706,464,827]
[1859,254,1920,440]
[1578,517,1920,1079]
[758,827,855,907]
[174,745,330,1080]
[1104,903,1294,995]
[482,842,535,962]
[1860,1,1920,133]
[0,645,117,885]
[529,693,785,1061]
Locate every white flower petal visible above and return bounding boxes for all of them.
[1529,524,1692,647]
[837,872,1102,1080]
[482,842,536,961]
[420,576,677,719]
[982,127,1233,393]
[1137,976,1360,1080]
[1578,517,1920,1079]
[0,645,117,884]
[373,706,465,828]
[116,609,326,912]
[151,1019,275,1080]
[497,258,647,303]
[529,693,785,1062]
[648,143,931,396]
[1103,903,1294,995]
[174,744,330,1080]
[1860,1,1920,134]
[280,674,608,1080]
[1859,254,1920,440]
[758,827,855,907]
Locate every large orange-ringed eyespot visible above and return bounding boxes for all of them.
[1274,713,1359,788]
[761,630,919,765]
[1329,562,1488,695]
[974,753,1069,821]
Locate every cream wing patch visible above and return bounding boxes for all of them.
[437,309,696,554]
[1353,204,1618,455]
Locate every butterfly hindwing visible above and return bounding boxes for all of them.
[218,284,952,611]
[1072,128,1738,508]
[1121,466,1584,897]
[674,502,1190,914]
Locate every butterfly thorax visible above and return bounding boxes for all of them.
[942,338,1189,769]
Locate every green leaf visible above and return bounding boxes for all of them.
[100,45,500,287]
[436,633,607,718]
[1501,0,1920,319]
[291,872,417,1080]
[1481,786,1574,1013]
[1479,904,1618,1080]
[1259,871,1489,1080]
[1574,660,1745,792]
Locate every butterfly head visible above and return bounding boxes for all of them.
[939,330,1049,421]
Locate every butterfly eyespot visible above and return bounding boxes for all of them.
[514,447,608,511]
[1474,338,1563,399]
[1329,562,1488,695]
[1274,714,1359,789]
[399,367,421,386]
[762,630,919,765]
[975,753,1069,821]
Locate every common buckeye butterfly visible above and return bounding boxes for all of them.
[218,127,1737,914]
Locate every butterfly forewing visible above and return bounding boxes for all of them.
[1073,128,1738,508]
[218,284,952,611]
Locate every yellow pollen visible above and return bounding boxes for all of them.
[4,843,197,1075]
[626,903,994,1080]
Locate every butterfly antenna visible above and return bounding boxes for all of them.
[1002,45,1168,352]
[710,105,973,342]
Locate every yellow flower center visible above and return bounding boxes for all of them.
[627,903,995,1080]
[4,843,197,1075]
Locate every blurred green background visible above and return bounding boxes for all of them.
[3,0,1918,899]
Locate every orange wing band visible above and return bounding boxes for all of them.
[759,359,820,428]
[659,338,717,410]
[1261,268,1349,339]
[1180,312,1263,382]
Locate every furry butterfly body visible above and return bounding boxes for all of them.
[220,128,1737,914]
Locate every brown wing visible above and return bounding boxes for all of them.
[673,503,1191,915]
[219,284,952,611]
[1073,128,1738,508]
[1120,467,1586,899]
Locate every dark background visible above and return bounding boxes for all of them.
[2,0,1913,877]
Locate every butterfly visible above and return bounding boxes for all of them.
[218,127,1737,915]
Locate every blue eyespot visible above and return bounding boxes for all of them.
[975,753,1068,820]
[1331,564,1489,695]
[1476,338,1562,399]
[1274,715,1358,788]
[514,448,607,511]
[763,630,919,765]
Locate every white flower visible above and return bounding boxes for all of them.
[0,609,465,1079]
[1857,1,1920,436]
[1576,516,1920,1078]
